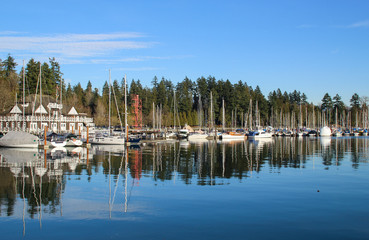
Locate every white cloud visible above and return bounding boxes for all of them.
[0,32,154,60]
[0,31,24,35]
[347,20,369,28]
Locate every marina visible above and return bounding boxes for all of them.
[1,2,369,239]
[0,137,369,239]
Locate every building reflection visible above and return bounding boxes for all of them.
[0,137,369,218]
[0,147,92,218]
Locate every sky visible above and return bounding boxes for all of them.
[1,0,368,105]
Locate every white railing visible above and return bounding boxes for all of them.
[0,115,93,123]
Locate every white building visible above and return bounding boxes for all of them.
[0,100,94,135]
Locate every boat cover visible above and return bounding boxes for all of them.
[0,131,39,148]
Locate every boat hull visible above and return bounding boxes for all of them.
[221,134,245,140]
[188,134,208,141]
[248,130,272,139]
[91,136,125,145]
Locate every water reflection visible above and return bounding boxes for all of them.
[0,137,369,220]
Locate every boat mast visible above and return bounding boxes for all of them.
[249,99,252,130]
[173,91,176,130]
[210,91,213,131]
[152,102,155,130]
[198,94,202,131]
[39,62,42,132]
[125,75,128,143]
[109,69,111,136]
[60,76,63,133]
[255,100,259,129]
[22,60,25,131]
[312,105,315,129]
[222,99,225,131]
[299,104,302,129]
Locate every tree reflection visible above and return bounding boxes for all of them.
[0,137,368,217]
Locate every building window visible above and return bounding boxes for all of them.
[41,123,48,130]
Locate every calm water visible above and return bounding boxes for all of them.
[1,137,369,240]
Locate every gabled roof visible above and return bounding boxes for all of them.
[35,105,48,114]
[10,105,22,114]
[68,107,78,115]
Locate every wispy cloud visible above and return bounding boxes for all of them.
[0,31,24,35]
[90,56,175,64]
[0,32,155,61]
[347,20,369,28]
[297,24,316,29]
[330,49,340,54]
[299,20,369,29]
[115,67,162,71]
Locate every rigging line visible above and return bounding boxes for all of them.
[30,165,39,210]
[126,176,136,212]
[108,152,112,219]
[124,150,128,213]
[39,166,42,229]
[31,70,41,125]
[22,163,26,237]
[111,154,124,209]
[111,80,124,131]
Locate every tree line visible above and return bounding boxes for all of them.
[1,54,368,129]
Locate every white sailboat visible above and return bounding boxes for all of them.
[91,70,125,145]
[221,99,246,140]
[296,104,304,137]
[166,90,179,139]
[207,91,219,138]
[248,101,272,139]
[332,108,342,137]
[188,94,208,141]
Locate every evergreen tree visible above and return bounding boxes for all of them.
[333,94,345,112]
[321,93,333,111]
[2,54,17,77]
[301,93,308,104]
[176,77,194,118]
[25,59,41,95]
[350,93,360,110]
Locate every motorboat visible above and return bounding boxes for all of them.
[188,131,208,141]
[178,128,190,139]
[248,128,272,139]
[221,130,246,140]
[91,132,125,145]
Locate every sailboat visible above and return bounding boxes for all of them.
[320,111,332,137]
[248,101,272,139]
[207,92,219,139]
[0,61,39,148]
[296,104,304,137]
[165,90,179,139]
[91,70,125,145]
[332,108,342,137]
[221,99,245,140]
[188,94,208,141]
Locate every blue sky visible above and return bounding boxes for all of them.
[1,0,368,105]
